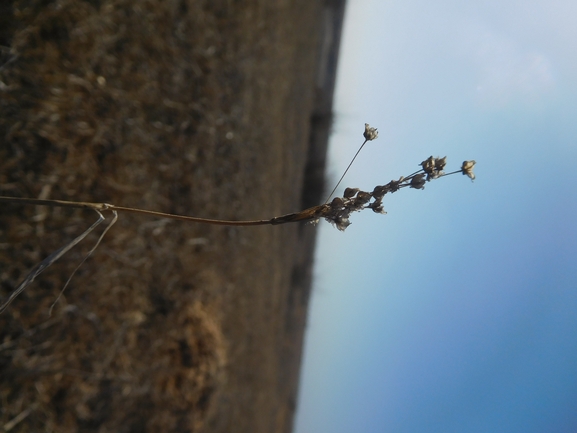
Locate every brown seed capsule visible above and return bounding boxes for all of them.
[363,123,379,141]
[387,177,404,192]
[461,160,476,180]
[369,200,386,214]
[343,187,360,198]
[330,197,345,208]
[410,173,426,189]
[435,156,447,171]
[356,191,372,203]
[420,156,435,174]
[372,185,389,200]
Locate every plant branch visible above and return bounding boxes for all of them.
[0,196,324,226]
[324,139,367,204]
[0,124,475,315]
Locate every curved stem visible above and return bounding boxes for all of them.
[0,196,318,226]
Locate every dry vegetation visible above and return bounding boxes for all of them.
[0,0,336,431]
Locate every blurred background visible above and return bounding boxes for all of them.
[296,0,577,432]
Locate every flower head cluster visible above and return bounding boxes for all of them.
[319,188,372,231]
[318,156,476,231]
[420,156,447,180]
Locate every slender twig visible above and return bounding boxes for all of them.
[325,139,367,204]
[48,210,118,316]
[0,209,106,314]
[0,196,110,211]
[0,196,324,226]
[324,123,379,203]
[2,403,37,432]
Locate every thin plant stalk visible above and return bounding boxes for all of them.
[324,123,379,203]
[0,123,475,313]
[324,139,367,203]
[0,196,322,226]
[0,209,110,314]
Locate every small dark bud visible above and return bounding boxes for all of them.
[355,191,372,204]
[372,185,389,200]
[330,197,345,208]
[387,177,404,193]
[343,187,360,198]
[435,156,447,171]
[368,200,386,214]
[420,156,435,174]
[410,173,426,189]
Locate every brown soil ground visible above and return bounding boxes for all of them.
[0,1,344,432]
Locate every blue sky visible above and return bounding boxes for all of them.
[295,1,577,432]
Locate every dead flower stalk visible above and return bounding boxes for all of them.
[0,124,475,312]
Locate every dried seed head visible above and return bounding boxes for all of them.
[387,177,404,193]
[371,185,389,200]
[363,123,379,141]
[330,197,345,209]
[435,156,447,171]
[421,156,446,180]
[420,156,435,174]
[318,149,474,231]
[410,173,426,189]
[332,216,351,231]
[355,191,372,205]
[461,160,476,180]
[343,187,360,198]
[368,200,386,214]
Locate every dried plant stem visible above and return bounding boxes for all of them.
[0,155,474,229]
[0,196,324,226]
[0,123,475,315]
[0,196,110,211]
[110,204,274,226]
[0,209,110,314]
[0,154,475,314]
[0,196,324,313]
[2,403,38,432]
[48,210,118,316]
[324,139,368,204]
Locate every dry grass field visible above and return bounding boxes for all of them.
[0,1,344,431]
